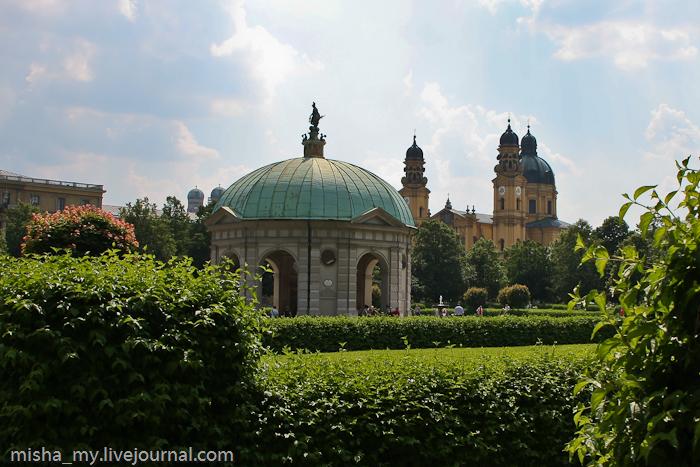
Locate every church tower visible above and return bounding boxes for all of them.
[399,134,430,226]
[492,119,527,252]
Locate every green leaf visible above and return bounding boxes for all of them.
[594,249,610,277]
[663,190,678,205]
[575,234,586,252]
[639,211,654,237]
[634,185,656,200]
[591,388,606,411]
[619,201,633,220]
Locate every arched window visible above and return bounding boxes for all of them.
[419,206,424,217]
[499,198,505,210]
[516,198,521,210]
[499,239,505,251]
[547,200,552,215]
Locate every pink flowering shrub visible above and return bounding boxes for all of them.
[21,205,138,256]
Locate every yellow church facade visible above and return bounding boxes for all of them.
[399,121,569,252]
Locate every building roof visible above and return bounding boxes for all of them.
[526,217,570,229]
[522,154,556,185]
[433,207,493,224]
[214,157,415,227]
[0,169,104,191]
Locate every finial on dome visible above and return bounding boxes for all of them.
[445,195,452,210]
[303,102,326,158]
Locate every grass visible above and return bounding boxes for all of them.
[261,343,596,380]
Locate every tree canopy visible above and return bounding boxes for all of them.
[465,237,505,298]
[503,240,552,301]
[568,157,700,465]
[549,220,603,302]
[411,220,471,303]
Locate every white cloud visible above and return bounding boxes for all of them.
[63,39,96,81]
[645,103,700,160]
[25,63,47,84]
[533,21,697,70]
[118,0,137,22]
[174,121,220,159]
[402,69,413,95]
[210,98,246,117]
[478,0,543,16]
[210,0,323,101]
[415,81,577,215]
[24,39,97,83]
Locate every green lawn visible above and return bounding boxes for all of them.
[261,343,596,379]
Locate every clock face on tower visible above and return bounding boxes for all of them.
[498,186,506,196]
[515,186,522,196]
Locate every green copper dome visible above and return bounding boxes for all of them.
[214,157,415,227]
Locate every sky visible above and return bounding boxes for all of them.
[1,0,699,227]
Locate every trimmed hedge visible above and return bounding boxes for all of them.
[245,346,596,466]
[263,315,609,352]
[0,252,262,454]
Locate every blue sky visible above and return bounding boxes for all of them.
[1,0,698,226]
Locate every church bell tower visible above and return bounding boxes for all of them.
[399,134,430,226]
[492,119,527,251]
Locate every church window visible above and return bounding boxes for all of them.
[499,198,505,210]
[516,198,520,210]
[547,200,552,215]
[499,239,505,251]
[528,199,536,214]
[419,206,424,218]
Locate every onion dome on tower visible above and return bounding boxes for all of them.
[210,185,225,203]
[187,187,205,213]
[405,134,424,160]
[520,126,555,185]
[499,118,519,146]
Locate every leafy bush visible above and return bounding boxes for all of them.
[497,284,531,308]
[567,157,700,465]
[0,252,263,454]
[463,287,488,310]
[264,315,609,352]
[247,346,595,466]
[21,205,138,256]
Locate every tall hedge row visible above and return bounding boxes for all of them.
[244,348,595,466]
[263,315,610,352]
[0,253,262,454]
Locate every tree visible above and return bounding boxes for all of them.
[21,205,138,256]
[503,240,553,301]
[593,215,630,254]
[161,196,191,256]
[187,201,214,267]
[119,198,176,261]
[465,238,505,298]
[549,220,602,302]
[568,157,700,465]
[412,220,471,303]
[3,203,39,257]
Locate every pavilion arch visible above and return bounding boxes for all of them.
[258,249,298,316]
[356,251,390,312]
